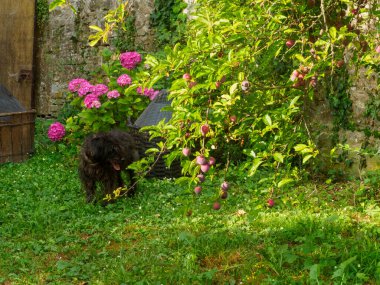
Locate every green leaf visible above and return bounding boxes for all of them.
[289,96,300,108]
[263,114,272,126]
[248,158,263,176]
[89,25,103,32]
[278,178,293,188]
[309,264,320,282]
[175,176,192,185]
[283,28,296,34]
[294,144,307,152]
[49,0,66,11]
[329,26,337,41]
[302,154,313,164]
[275,46,283,57]
[273,152,284,163]
[294,54,305,63]
[69,4,77,14]
[333,256,357,279]
[229,83,239,95]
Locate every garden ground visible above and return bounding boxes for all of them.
[0,120,379,284]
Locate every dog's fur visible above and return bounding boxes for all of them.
[78,130,139,203]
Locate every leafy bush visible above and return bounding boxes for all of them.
[63,50,161,143]
[140,0,379,193]
[52,0,379,202]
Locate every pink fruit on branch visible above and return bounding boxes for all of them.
[208,157,216,166]
[221,181,229,191]
[200,163,210,173]
[200,124,210,136]
[220,191,228,199]
[213,202,221,210]
[286,40,295,48]
[182,148,191,156]
[196,155,208,165]
[183,73,192,81]
[197,173,205,183]
[241,80,250,91]
[290,70,299,82]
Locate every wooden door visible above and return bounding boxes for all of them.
[0,0,35,110]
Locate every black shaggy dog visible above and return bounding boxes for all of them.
[78,130,139,203]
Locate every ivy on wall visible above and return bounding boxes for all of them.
[150,0,188,47]
[36,0,49,29]
[111,14,136,52]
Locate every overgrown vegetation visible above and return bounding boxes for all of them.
[5,1,378,282]
[0,119,379,284]
[150,0,188,47]
[36,0,49,29]
[139,0,379,196]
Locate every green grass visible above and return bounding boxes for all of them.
[0,120,379,284]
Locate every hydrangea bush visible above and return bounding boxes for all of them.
[63,50,162,141]
[47,122,66,142]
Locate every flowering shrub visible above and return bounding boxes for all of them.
[48,122,66,142]
[117,74,132,86]
[120,51,142,70]
[53,0,378,209]
[136,87,160,101]
[64,50,162,139]
[140,0,379,205]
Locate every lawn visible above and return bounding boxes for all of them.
[0,120,379,284]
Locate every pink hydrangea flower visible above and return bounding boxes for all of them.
[120,51,142,70]
[137,86,160,101]
[376,45,380,53]
[78,82,94,97]
[68,78,88,92]
[92,84,109,97]
[107,90,120,99]
[117,74,132,86]
[84,94,101,109]
[144,88,160,100]
[48,122,66,142]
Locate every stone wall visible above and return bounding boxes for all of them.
[306,66,380,175]
[35,0,155,117]
[343,67,379,174]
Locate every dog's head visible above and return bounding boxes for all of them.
[85,134,125,171]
